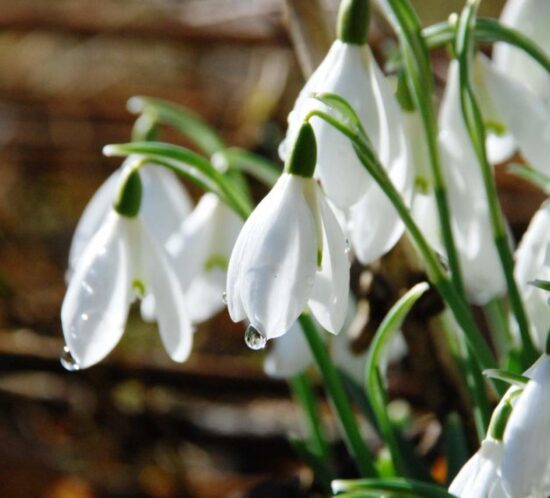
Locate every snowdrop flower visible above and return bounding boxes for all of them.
[227,123,350,346]
[493,0,550,103]
[449,439,507,498]
[162,193,243,324]
[62,168,193,369]
[471,54,550,176]
[514,201,550,350]
[279,0,412,264]
[500,354,550,497]
[68,156,192,277]
[437,60,506,304]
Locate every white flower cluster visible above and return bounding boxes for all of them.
[450,355,550,498]
[61,0,550,390]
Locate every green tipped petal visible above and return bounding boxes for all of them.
[114,169,143,218]
[285,122,317,178]
[337,0,370,45]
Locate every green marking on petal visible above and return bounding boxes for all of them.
[485,120,507,136]
[415,176,430,194]
[204,253,229,272]
[317,247,323,269]
[132,279,146,297]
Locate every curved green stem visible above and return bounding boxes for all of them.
[365,283,429,477]
[423,18,550,76]
[332,478,458,498]
[103,142,252,219]
[299,314,377,478]
[455,2,538,365]
[306,107,501,389]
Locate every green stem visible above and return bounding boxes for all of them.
[306,108,502,391]
[380,0,467,300]
[483,297,513,359]
[423,18,550,76]
[103,142,252,219]
[290,373,332,464]
[332,478,458,498]
[375,2,496,422]
[299,314,377,478]
[455,2,538,366]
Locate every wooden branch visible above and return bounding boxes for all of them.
[283,0,332,77]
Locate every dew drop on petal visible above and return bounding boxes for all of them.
[221,291,228,305]
[60,346,80,371]
[244,325,266,350]
[344,237,351,255]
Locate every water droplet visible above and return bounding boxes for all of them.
[60,346,80,371]
[221,291,228,304]
[244,325,266,351]
[344,238,351,254]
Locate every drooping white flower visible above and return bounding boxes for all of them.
[514,200,550,350]
[279,0,412,264]
[449,439,508,498]
[62,172,193,369]
[500,354,550,497]
[493,0,550,103]
[227,123,350,343]
[163,193,243,324]
[68,157,192,277]
[436,60,507,304]
[472,54,550,176]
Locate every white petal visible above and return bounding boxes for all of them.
[67,169,120,279]
[231,175,317,339]
[514,201,550,349]
[493,0,550,101]
[438,61,506,304]
[141,221,194,362]
[264,320,314,379]
[307,185,350,333]
[485,132,517,165]
[411,191,444,255]
[449,439,504,498]
[168,193,243,323]
[141,166,192,245]
[61,212,131,369]
[501,355,550,497]
[481,56,550,176]
[283,42,379,207]
[167,194,219,292]
[184,268,227,323]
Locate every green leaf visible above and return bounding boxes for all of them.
[483,368,529,387]
[332,478,458,498]
[530,278,550,292]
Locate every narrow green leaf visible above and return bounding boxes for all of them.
[483,368,529,387]
[364,283,431,479]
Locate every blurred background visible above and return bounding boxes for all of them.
[0,0,540,497]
